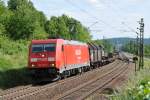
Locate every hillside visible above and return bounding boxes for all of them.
[106,37,150,46]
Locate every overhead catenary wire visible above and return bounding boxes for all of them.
[98,0,137,34]
[121,22,137,33]
[64,0,139,37]
[63,0,119,30]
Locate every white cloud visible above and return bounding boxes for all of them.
[88,0,99,4]
[123,0,148,5]
[129,0,144,2]
[87,0,105,10]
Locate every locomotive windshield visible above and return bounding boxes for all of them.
[44,44,56,52]
[32,43,56,53]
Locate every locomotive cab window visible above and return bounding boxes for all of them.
[32,44,43,53]
[44,44,56,52]
[32,43,56,53]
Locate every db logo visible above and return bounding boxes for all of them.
[75,49,81,55]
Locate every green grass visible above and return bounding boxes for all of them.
[144,58,150,69]
[111,60,150,100]
[0,36,28,70]
[0,36,32,89]
[0,53,32,89]
[0,53,27,71]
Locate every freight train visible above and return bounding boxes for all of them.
[28,39,116,81]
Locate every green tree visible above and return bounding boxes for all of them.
[32,11,48,39]
[8,0,34,11]
[144,45,150,57]
[45,16,60,38]
[61,14,91,41]
[3,0,91,41]
[0,0,5,34]
[0,0,12,35]
[102,39,113,52]
[57,17,70,39]
[122,41,136,54]
[7,6,35,39]
[45,16,70,39]
[45,14,91,42]
[7,0,47,40]
[0,0,5,14]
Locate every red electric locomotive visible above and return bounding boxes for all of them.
[28,39,90,80]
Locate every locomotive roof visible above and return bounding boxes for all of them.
[32,39,58,44]
[64,40,87,46]
[31,39,87,46]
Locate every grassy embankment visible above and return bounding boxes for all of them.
[0,36,32,89]
[111,59,150,100]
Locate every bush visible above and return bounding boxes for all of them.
[125,80,150,100]
[0,36,30,89]
[0,57,12,71]
[111,69,150,100]
[0,36,28,55]
[0,36,28,71]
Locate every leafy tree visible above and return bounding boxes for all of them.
[6,7,35,39]
[0,0,5,34]
[6,0,47,40]
[45,16,60,38]
[32,11,48,39]
[8,0,34,11]
[103,40,113,52]
[61,14,91,41]
[37,11,47,28]
[45,16,70,39]
[74,23,91,42]
[144,45,150,57]
[0,24,5,35]
[0,0,12,35]
[122,41,136,54]
[0,0,5,13]
[1,0,91,41]
[122,41,150,57]
[45,14,91,42]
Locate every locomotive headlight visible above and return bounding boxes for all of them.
[31,64,35,67]
[31,58,37,62]
[51,64,55,67]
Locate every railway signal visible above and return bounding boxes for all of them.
[133,56,138,72]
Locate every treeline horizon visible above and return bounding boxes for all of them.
[0,0,91,42]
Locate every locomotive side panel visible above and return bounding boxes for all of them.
[61,44,90,72]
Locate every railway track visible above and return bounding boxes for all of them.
[53,62,128,100]
[0,60,121,100]
[86,63,134,100]
[25,61,123,100]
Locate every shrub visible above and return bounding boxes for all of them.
[0,57,12,71]
[111,69,150,100]
[0,36,28,70]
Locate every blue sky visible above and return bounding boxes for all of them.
[4,0,150,39]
